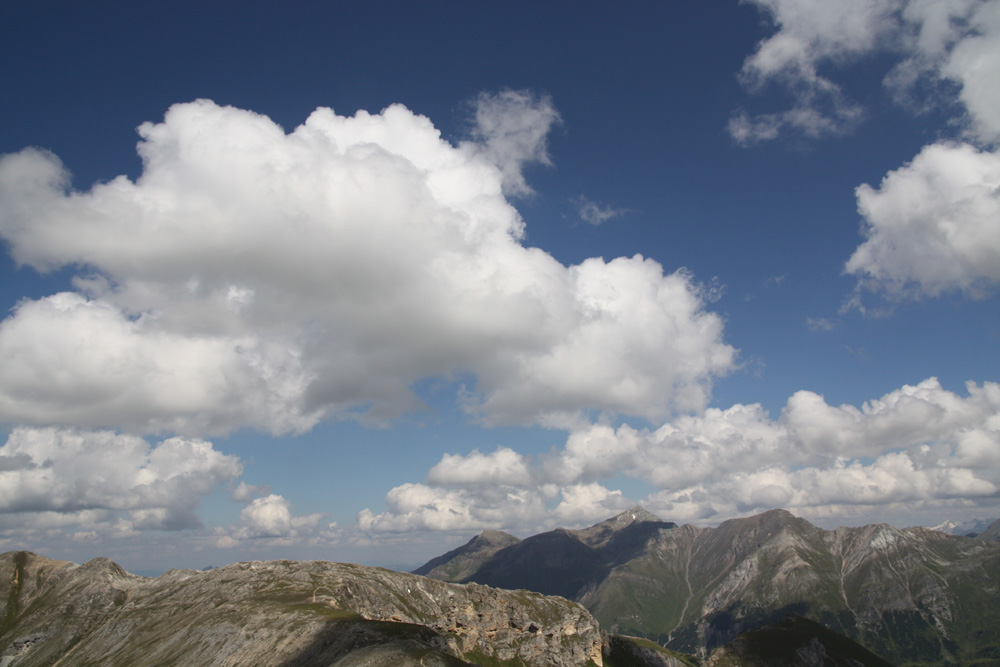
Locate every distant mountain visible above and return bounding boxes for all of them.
[976,518,1000,543]
[417,506,676,600]
[929,517,998,537]
[418,507,1000,666]
[412,528,520,581]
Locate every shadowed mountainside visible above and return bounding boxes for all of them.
[418,507,1000,666]
[977,518,1000,543]
[413,528,521,582]
[702,615,894,667]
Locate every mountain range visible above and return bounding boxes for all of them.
[416,507,1000,666]
[3,508,997,666]
[929,517,1000,539]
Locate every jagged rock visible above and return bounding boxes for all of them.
[0,551,604,667]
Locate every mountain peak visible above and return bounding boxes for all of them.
[573,506,672,549]
[613,506,662,525]
[413,529,519,580]
[586,506,662,531]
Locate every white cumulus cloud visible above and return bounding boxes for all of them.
[733,0,1000,144]
[845,142,1000,299]
[735,1,1000,302]
[0,97,734,435]
[0,427,242,537]
[363,378,1000,531]
[216,493,336,548]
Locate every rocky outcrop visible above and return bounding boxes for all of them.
[0,551,604,667]
[605,635,696,667]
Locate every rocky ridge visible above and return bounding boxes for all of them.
[0,550,604,666]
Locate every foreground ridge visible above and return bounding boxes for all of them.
[0,551,603,666]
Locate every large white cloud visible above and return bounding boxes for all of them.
[0,427,242,536]
[845,2,1000,300]
[845,142,1000,298]
[362,378,1000,532]
[0,96,734,435]
[0,293,313,434]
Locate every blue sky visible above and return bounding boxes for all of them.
[1,0,998,572]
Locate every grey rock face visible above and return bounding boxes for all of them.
[0,551,604,667]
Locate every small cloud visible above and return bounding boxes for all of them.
[574,196,627,226]
[230,481,270,503]
[762,275,785,288]
[701,276,725,303]
[71,531,99,543]
[467,89,561,197]
[842,345,872,361]
[806,317,837,332]
[215,535,240,549]
[839,290,895,319]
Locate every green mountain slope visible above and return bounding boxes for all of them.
[417,508,1000,666]
[703,614,894,667]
